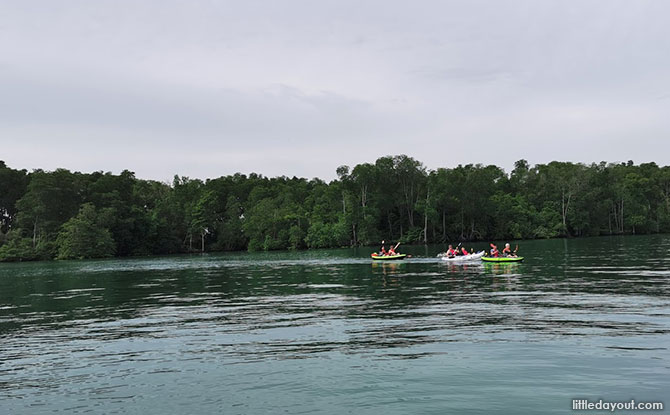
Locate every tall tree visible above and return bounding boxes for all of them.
[0,161,29,234]
[16,169,83,248]
[56,203,116,259]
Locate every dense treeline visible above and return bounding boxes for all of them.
[1,156,669,261]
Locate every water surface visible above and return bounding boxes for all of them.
[1,236,669,413]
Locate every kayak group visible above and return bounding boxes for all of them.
[371,240,523,262]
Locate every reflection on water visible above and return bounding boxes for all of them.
[1,236,669,414]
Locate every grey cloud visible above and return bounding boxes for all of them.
[1,0,669,180]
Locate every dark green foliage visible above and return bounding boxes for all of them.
[15,168,84,247]
[1,156,670,262]
[0,234,40,261]
[0,161,29,234]
[56,203,116,259]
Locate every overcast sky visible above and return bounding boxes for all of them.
[1,0,669,181]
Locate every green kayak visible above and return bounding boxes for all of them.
[481,256,524,263]
[371,254,407,261]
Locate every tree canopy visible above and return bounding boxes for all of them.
[1,156,669,261]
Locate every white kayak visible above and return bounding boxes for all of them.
[440,251,485,262]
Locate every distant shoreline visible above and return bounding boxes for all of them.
[2,157,669,263]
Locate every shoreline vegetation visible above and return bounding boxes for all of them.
[1,156,669,262]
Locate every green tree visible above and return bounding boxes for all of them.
[56,203,116,259]
[0,233,40,261]
[16,169,84,249]
[0,161,29,235]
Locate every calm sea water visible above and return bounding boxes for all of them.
[1,236,669,414]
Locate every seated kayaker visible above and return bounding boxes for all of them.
[460,247,469,256]
[445,244,457,258]
[502,243,518,257]
[490,243,500,257]
[380,240,388,256]
[388,242,400,255]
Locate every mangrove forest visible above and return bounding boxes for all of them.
[1,156,670,261]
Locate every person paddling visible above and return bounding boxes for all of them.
[489,243,500,257]
[380,240,388,256]
[446,244,457,258]
[388,242,400,255]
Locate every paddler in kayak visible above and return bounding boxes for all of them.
[380,240,388,256]
[489,243,500,257]
[388,242,400,255]
[502,243,518,257]
[445,244,457,258]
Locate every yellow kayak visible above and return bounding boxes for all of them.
[371,254,407,261]
[481,256,524,263]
